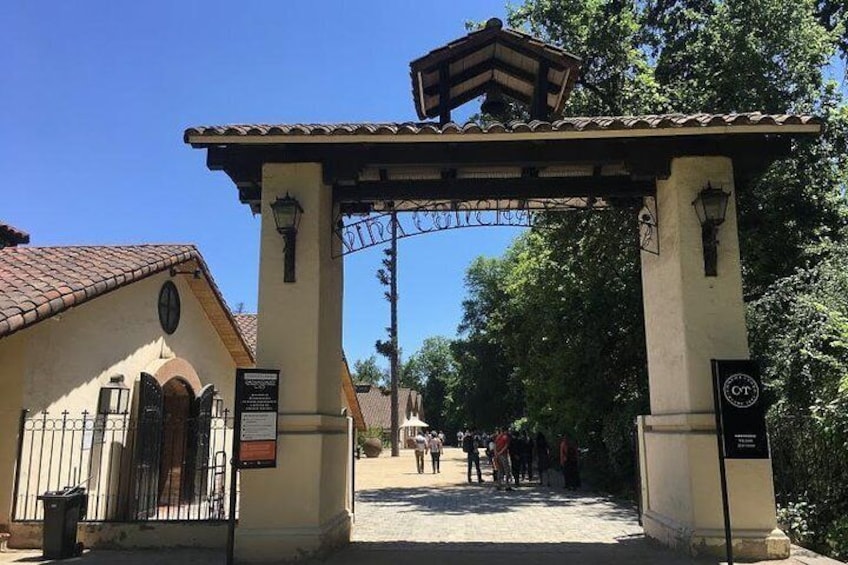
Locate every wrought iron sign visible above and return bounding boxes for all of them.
[334,196,659,257]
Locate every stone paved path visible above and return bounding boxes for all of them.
[1,447,842,564]
[352,447,643,544]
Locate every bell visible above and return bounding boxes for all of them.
[480,84,508,120]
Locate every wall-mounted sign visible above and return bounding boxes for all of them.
[712,360,770,459]
[234,368,280,469]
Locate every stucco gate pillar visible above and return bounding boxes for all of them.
[236,162,350,562]
[637,156,789,559]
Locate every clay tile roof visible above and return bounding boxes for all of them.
[0,222,30,248]
[184,113,820,142]
[0,245,254,366]
[355,386,392,430]
[234,313,257,356]
[354,385,421,430]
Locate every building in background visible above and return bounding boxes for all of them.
[354,384,425,447]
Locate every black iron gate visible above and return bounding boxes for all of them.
[12,404,234,522]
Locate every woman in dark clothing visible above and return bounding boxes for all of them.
[509,430,522,486]
[535,432,550,486]
[560,434,581,489]
[519,431,533,481]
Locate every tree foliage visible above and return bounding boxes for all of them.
[436,0,848,552]
[352,355,387,387]
[749,246,848,558]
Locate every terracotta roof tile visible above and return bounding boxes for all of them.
[0,245,254,369]
[355,385,420,430]
[233,313,257,357]
[185,113,819,141]
[0,222,30,247]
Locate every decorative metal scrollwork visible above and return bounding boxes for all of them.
[638,196,659,255]
[334,196,658,257]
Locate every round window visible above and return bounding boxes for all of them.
[158,281,181,334]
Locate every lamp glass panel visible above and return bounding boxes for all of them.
[702,192,728,222]
[272,198,302,231]
[273,205,297,229]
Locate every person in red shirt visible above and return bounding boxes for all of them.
[494,427,513,491]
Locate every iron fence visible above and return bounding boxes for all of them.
[13,409,236,522]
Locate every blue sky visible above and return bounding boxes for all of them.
[1,1,518,368]
[3,3,845,370]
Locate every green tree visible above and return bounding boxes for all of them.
[403,337,459,432]
[451,256,526,431]
[352,355,387,387]
[748,245,848,558]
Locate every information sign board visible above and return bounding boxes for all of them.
[234,368,280,469]
[712,359,770,459]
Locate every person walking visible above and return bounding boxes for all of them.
[509,429,522,487]
[494,427,512,491]
[519,431,533,482]
[560,433,581,489]
[463,428,484,483]
[429,431,443,473]
[535,431,551,486]
[414,430,428,474]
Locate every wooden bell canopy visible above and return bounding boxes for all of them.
[409,18,582,123]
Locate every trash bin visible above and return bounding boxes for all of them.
[37,486,87,559]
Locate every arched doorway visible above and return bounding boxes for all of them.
[159,377,194,508]
[132,360,215,519]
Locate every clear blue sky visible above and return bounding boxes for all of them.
[4,3,844,370]
[1,1,520,369]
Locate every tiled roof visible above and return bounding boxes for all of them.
[408,18,582,120]
[0,222,30,247]
[355,385,420,430]
[0,245,254,366]
[234,313,257,356]
[184,113,819,141]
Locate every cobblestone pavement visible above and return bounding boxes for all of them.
[2,447,842,564]
[352,447,643,544]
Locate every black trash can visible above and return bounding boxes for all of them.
[37,486,87,559]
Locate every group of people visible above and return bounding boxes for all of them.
[459,428,581,491]
[413,430,445,474]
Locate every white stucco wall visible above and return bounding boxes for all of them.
[19,271,237,415]
[1,269,240,530]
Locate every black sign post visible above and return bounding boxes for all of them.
[226,368,281,565]
[711,359,770,565]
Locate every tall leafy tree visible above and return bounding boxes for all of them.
[403,337,459,432]
[352,356,387,387]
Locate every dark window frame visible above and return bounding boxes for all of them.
[158,281,181,334]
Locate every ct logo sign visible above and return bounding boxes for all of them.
[722,373,759,409]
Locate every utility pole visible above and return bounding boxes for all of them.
[389,211,399,457]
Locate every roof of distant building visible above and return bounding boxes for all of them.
[355,384,423,430]
[0,222,30,248]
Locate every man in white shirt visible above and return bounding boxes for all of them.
[428,432,443,473]
[414,431,428,474]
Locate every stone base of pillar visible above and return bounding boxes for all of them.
[643,509,790,560]
[234,510,351,563]
[637,414,789,561]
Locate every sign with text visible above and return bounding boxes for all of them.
[712,359,770,459]
[234,368,280,469]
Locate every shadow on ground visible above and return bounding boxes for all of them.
[356,484,638,520]
[315,539,734,565]
[1,542,832,565]
[0,541,727,565]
